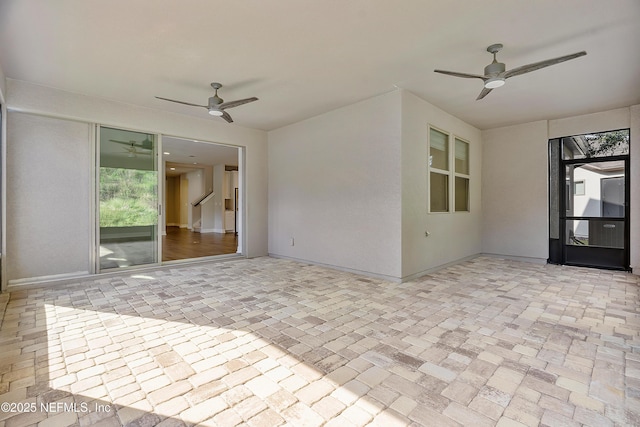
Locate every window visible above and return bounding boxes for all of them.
[429,127,470,213]
[574,180,585,195]
[429,128,449,212]
[454,138,470,212]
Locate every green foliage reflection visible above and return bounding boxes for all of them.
[100,168,157,226]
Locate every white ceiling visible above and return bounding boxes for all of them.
[163,136,239,177]
[1,0,639,131]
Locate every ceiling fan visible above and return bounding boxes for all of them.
[110,139,153,158]
[155,82,258,123]
[434,44,586,100]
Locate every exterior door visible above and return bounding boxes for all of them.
[98,126,160,270]
[549,130,630,270]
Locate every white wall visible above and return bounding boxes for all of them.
[482,106,639,270]
[631,105,640,271]
[7,112,91,281]
[186,169,203,229]
[6,79,268,282]
[551,107,638,271]
[268,91,403,280]
[0,59,6,101]
[0,61,6,290]
[482,120,549,261]
[400,91,482,278]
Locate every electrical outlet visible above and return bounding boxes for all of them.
[289,237,295,246]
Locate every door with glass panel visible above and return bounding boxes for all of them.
[98,127,159,270]
[549,129,630,270]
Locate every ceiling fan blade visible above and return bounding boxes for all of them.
[476,87,493,100]
[434,70,486,80]
[218,97,259,110]
[110,139,134,146]
[504,51,586,79]
[220,111,234,123]
[155,96,208,108]
[110,139,152,150]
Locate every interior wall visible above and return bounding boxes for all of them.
[179,175,189,227]
[165,176,180,226]
[7,112,91,281]
[481,120,549,262]
[186,169,203,229]
[631,105,640,271]
[268,91,403,280]
[0,60,6,291]
[0,59,5,100]
[6,79,268,275]
[400,91,482,278]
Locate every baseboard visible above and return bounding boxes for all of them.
[5,255,247,291]
[7,271,91,290]
[400,254,481,282]
[268,253,403,283]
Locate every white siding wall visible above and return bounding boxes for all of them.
[400,91,482,278]
[268,91,403,280]
[481,121,549,262]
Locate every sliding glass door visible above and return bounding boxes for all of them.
[98,127,159,270]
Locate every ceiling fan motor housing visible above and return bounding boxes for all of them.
[208,96,223,108]
[484,61,505,77]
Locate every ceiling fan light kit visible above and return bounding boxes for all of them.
[434,43,586,100]
[156,82,258,123]
[484,77,505,89]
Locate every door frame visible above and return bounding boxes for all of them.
[549,135,630,271]
[95,125,163,273]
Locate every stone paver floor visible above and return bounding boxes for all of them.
[0,256,639,426]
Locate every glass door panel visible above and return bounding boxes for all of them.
[98,127,158,270]
[563,159,628,269]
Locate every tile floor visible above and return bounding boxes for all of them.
[0,256,639,427]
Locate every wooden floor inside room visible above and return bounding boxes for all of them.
[162,226,237,261]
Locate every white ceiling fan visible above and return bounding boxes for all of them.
[434,44,587,100]
[155,82,258,123]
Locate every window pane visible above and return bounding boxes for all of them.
[430,128,449,171]
[455,177,469,212]
[562,129,629,159]
[566,219,624,248]
[99,127,158,270]
[455,138,469,175]
[430,172,448,212]
[565,161,625,218]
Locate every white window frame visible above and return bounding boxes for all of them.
[428,125,471,214]
[454,136,471,212]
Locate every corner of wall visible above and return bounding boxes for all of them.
[630,104,640,272]
[0,59,6,102]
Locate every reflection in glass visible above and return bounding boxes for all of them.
[430,172,448,212]
[430,128,449,171]
[455,138,469,175]
[455,176,469,212]
[99,127,157,269]
[562,129,629,160]
[566,219,624,249]
[565,161,625,218]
